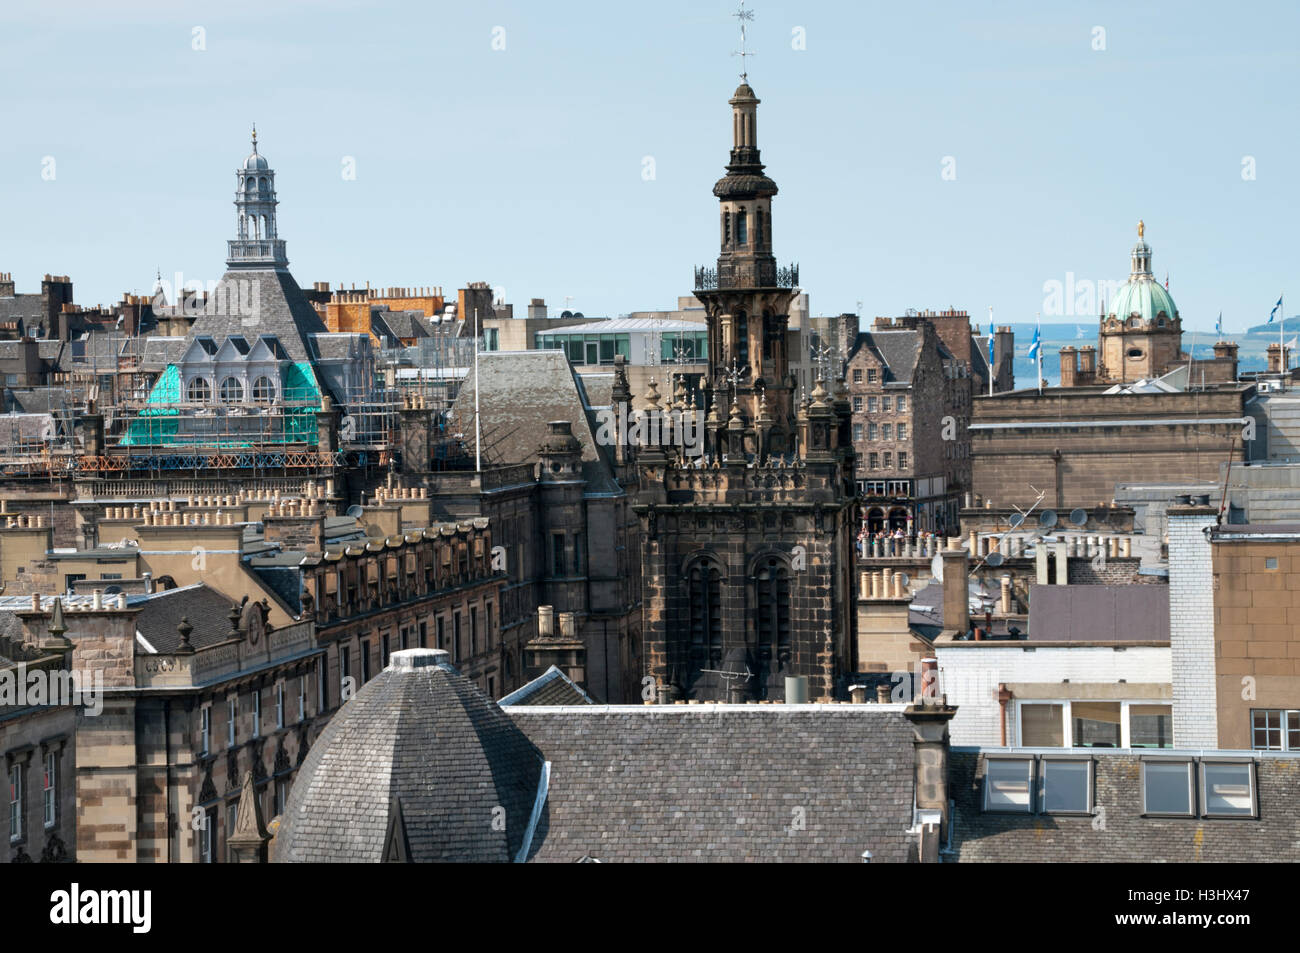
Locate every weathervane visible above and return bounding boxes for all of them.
[732,0,755,81]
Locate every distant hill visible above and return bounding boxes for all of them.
[1243,314,1300,336]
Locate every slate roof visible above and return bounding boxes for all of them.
[450,350,620,494]
[498,665,596,706]
[275,650,545,863]
[187,268,327,363]
[0,293,43,325]
[8,386,68,415]
[508,706,918,862]
[133,583,240,652]
[1026,584,1169,642]
[851,330,920,385]
[373,310,430,343]
[948,748,1300,862]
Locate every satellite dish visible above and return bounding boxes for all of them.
[930,554,943,582]
[346,504,364,519]
[1068,507,1088,526]
[365,524,385,539]
[1039,509,1058,529]
[1008,512,1025,529]
[986,551,1004,568]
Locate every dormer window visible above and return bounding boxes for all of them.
[252,376,275,402]
[187,378,212,402]
[220,377,244,402]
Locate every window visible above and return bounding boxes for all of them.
[754,557,791,665]
[867,369,878,383]
[573,536,583,575]
[868,453,879,470]
[552,534,565,576]
[298,677,306,723]
[436,617,445,651]
[381,633,390,668]
[252,376,275,402]
[1130,705,1173,748]
[896,396,907,412]
[419,621,427,649]
[200,706,210,756]
[340,646,351,698]
[1020,703,1064,746]
[867,423,877,441]
[252,690,261,739]
[42,752,56,829]
[274,779,288,817]
[226,802,238,860]
[852,396,863,412]
[317,658,325,711]
[470,607,479,656]
[453,613,461,661]
[688,560,723,667]
[736,209,748,245]
[486,604,494,650]
[883,452,892,468]
[1072,702,1121,748]
[898,452,908,470]
[360,640,371,683]
[881,397,891,412]
[220,377,244,402]
[1201,762,1256,818]
[983,758,1033,813]
[882,424,892,440]
[200,810,212,863]
[867,396,878,412]
[1039,758,1091,814]
[853,369,862,383]
[852,424,863,442]
[275,683,284,730]
[227,697,237,746]
[896,423,907,440]
[8,764,20,842]
[1251,709,1300,750]
[187,378,212,402]
[1142,759,1194,816]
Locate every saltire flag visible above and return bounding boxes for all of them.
[1027,324,1041,361]
[1216,311,1222,336]
[988,332,995,368]
[1269,296,1283,323]
[1165,273,1169,290]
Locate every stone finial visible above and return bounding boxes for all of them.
[228,604,243,640]
[643,378,661,412]
[173,616,196,654]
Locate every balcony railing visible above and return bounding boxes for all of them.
[694,262,799,291]
[227,239,287,263]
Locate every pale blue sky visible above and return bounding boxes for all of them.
[1,0,1296,333]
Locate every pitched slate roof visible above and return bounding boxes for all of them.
[1026,584,1169,642]
[499,665,596,706]
[851,330,921,385]
[450,350,620,494]
[186,268,327,363]
[133,583,239,652]
[275,650,545,863]
[508,705,918,862]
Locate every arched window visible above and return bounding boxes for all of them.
[688,560,723,666]
[723,210,731,244]
[754,556,791,663]
[252,376,275,402]
[259,176,268,192]
[736,209,748,245]
[187,378,212,402]
[220,377,244,402]
[735,310,749,367]
[756,208,764,246]
[245,178,256,193]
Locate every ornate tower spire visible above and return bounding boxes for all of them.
[228,128,287,270]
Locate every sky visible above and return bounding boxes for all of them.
[1,0,1296,334]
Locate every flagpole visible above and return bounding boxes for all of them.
[474,307,482,473]
[987,306,994,397]
[1036,312,1042,396]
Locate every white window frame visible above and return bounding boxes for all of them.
[199,706,210,756]
[227,696,237,746]
[1141,758,1195,817]
[1200,761,1257,819]
[9,764,22,842]
[1038,756,1093,815]
[252,689,261,739]
[983,757,1034,814]
[43,752,56,829]
[1251,708,1300,751]
[200,810,212,863]
[298,675,307,723]
[275,682,285,730]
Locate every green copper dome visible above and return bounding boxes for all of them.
[1107,222,1178,324]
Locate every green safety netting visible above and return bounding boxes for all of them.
[118,362,322,447]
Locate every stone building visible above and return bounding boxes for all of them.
[632,80,859,703]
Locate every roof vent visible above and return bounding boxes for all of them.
[389,648,451,671]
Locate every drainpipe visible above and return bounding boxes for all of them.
[997,683,1013,746]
